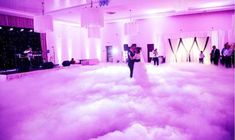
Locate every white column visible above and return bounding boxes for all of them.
[232,14,235,42]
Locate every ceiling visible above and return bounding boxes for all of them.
[0,0,234,23]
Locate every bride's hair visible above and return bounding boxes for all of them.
[136,47,141,54]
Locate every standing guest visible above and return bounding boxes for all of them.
[152,49,159,66]
[210,45,220,65]
[199,51,205,64]
[221,43,228,65]
[224,44,233,68]
[231,43,235,68]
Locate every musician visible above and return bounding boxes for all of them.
[24,47,33,61]
[23,47,34,70]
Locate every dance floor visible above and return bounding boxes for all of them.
[0,63,234,140]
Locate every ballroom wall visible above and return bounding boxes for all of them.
[46,10,234,64]
[101,10,234,63]
[46,21,103,64]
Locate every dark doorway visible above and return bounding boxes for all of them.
[147,44,154,63]
[106,46,113,62]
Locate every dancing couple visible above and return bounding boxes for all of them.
[127,44,147,82]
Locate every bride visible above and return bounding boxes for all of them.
[132,47,149,87]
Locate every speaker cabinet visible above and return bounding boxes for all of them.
[42,62,54,69]
[62,61,71,67]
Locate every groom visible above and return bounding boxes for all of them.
[127,44,136,78]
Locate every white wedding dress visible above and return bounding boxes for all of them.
[133,52,149,87]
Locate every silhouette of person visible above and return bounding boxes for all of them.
[70,58,76,64]
[127,44,136,78]
[210,45,220,65]
[152,49,159,65]
[199,51,205,64]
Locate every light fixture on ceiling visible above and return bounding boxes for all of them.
[34,0,53,33]
[80,0,109,38]
[124,9,139,36]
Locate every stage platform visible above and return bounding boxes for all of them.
[0,60,100,81]
[0,65,63,81]
[1,68,53,81]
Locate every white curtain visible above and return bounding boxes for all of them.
[166,38,180,63]
[166,35,211,64]
[197,37,211,64]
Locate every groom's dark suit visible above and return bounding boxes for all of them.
[128,49,135,78]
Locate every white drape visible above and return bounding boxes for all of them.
[165,31,212,64]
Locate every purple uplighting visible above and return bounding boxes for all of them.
[0,0,234,140]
